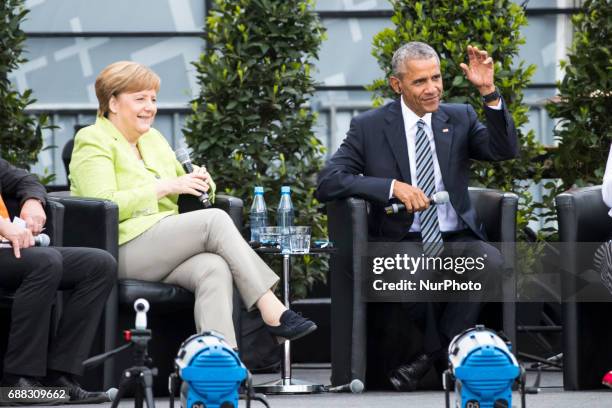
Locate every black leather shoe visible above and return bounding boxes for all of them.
[41,375,109,404]
[0,376,63,405]
[266,309,317,343]
[388,354,434,392]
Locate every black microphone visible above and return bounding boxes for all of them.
[326,379,364,393]
[175,148,212,208]
[384,191,450,215]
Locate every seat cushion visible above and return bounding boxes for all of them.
[118,279,194,312]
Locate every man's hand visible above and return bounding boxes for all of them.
[0,220,34,258]
[459,45,496,96]
[20,198,46,236]
[392,181,430,213]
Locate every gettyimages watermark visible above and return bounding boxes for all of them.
[360,241,612,303]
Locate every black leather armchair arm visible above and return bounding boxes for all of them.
[48,194,119,258]
[44,199,64,247]
[556,186,612,243]
[468,187,518,243]
[327,197,369,385]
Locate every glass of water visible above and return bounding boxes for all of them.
[289,226,311,254]
[259,226,282,247]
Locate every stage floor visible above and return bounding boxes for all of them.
[64,366,612,408]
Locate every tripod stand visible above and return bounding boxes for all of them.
[83,300,158,408]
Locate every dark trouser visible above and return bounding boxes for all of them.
[0,246,116,377]
[401,229,503,356]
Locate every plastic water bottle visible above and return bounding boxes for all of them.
[277,186,294,253]
[250,186,267,242]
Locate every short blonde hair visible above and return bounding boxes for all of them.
[95,61,160,117]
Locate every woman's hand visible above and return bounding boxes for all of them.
[155,172,210,199]
[0,220,34,258]
[192,164,214,189]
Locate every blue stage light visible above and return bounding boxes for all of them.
[174,331,247,408]
[443,325,526,408]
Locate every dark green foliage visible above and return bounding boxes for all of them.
[184,0,326,297]
[547,0,611,189]
[0,0,48,170]
[369,0,546,238]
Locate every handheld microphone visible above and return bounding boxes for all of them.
[326,379,364,393]
[1,233,50,247]
[175,148,212,208]
[384,191,449,215]
[34,233,50,247]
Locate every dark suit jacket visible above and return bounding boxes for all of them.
[315,98,518,241]
[0,158,47,215]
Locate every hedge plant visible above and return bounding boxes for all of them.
[0,0,48,170]
[184,0,326,298]
[369,0,546,239]
[547,0,611,189]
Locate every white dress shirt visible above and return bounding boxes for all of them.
[603,144,612,217]
[388,97,503,232]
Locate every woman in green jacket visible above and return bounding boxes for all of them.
[70,61,316,348]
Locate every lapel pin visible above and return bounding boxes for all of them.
[442,128,449,133]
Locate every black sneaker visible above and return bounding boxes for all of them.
[0,376,64,406]
[265,309,317,343]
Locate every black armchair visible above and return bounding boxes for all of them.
[326,187,518,387]
[555,186,612,390]
[48,192,244,393]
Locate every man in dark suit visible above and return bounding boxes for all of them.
[0,158,116,404]
[316,42,518,390]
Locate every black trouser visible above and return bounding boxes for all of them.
[0,246,116,377]
[401,229,504,355]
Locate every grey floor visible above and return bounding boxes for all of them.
[58,367,612,408]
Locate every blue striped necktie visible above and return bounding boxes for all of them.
[415,119,443,257]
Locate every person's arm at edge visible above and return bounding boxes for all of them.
[603,144,612,211]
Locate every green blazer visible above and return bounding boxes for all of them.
[70,116,215,245]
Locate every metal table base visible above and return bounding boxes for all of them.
[252,253,325,395]
[254,378,325,394]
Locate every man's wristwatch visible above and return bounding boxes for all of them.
[481,87,501,103]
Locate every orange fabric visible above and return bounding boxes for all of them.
[0,194,8,220]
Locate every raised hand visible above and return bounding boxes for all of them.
[459,45,496,95]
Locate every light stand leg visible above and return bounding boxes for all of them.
[143,368,156,408]
[134,375,143,408]
[110,370,137,408]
